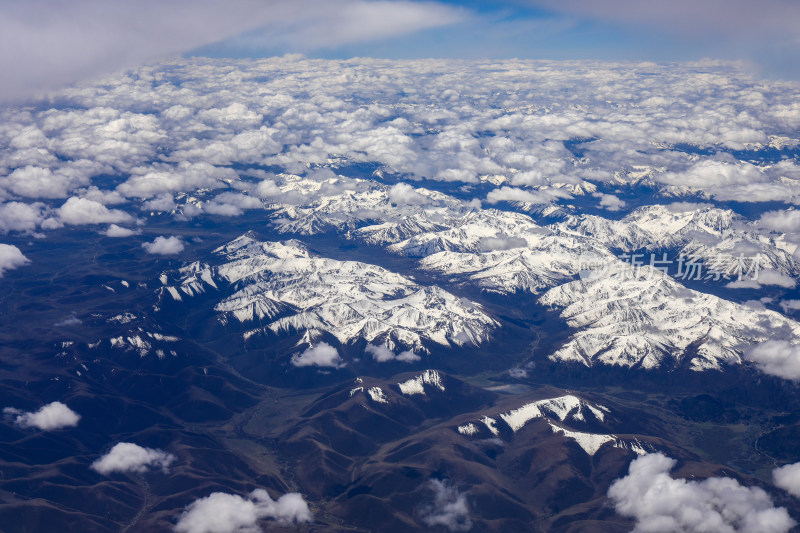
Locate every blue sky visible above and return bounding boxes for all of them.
[190,0,795,71]
[1,0,798,102]
[192,1,696,61]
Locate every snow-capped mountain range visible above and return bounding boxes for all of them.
[540,261,800,370]
[158,176,800,374]
[456,393,651,456]
[160,234,497,352]
[555,204,800,278]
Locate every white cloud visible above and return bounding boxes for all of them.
[254,179,282,198]
[3,401,80,430]
[142,236,184,255]
[365,344,421,363]
[1,166,73,198]
[291,342,344,368]
[91,442,175,475]
[0,244,29,277]
[117,162,237,199]
[58,197,134,225]
[0,201,48,233]
[142,194,177,212]
[202,192,263,217]
[485,186,571,205]
[665,202,714,213]
[104,224,138,237]
[779,300,800,313]
[396,349,422,362]
[756,270,797,288]
[419,479,472,532]
[174,488,312,533]
[760,209,800,233]
[727,270,798,290]
[365,343,394,362]
[388,183,432,206]
[477,235,528,252]
[609,453,795,533]
[745,340,800,380]
[54,314,82,327]
[658,160,765,188]
[774,462,800,499]
[593,192,626,211]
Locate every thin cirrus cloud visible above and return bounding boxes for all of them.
[0,0,466,103]
[212,0,467,53]
[521,0,800,40]
[519,0,800,75]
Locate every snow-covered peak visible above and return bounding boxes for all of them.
[499,394,608,432]
[268,176,471,236]
[397,369,445,396]
[554,204,799,277]
[456,393,650,456]
[540,261,800,370]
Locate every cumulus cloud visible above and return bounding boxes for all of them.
[141,194,177,212]
[58,197,134,225]
[104,224,138,237]
[609,453,795,533]
[388,183,432,205]
[91,442,175,475]
[0,202,48,234]
[117,162,237,199]
[6,56,800,246]
[0,244,29,277]
[485,186,571,205]
[365,344,421,363]
[3,401,80,430]
[419,479,472,532]
[658,160,765,188]
[774,462,800,499]
[593,192,626,211]
[142,236,184,255]
[760,209,800,233]
[291,342,344,368]
[174,488,312,533]
[745,340,800,380]
[202,192,263,217]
